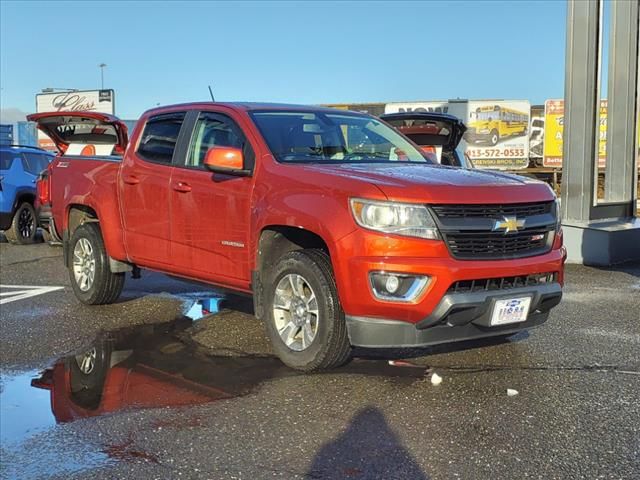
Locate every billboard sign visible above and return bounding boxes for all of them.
[35,89,115,149]
[449,100,530,170]
[543,99,609,168]
[384,101,449,114]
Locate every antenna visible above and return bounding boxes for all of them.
[208,85,215,102]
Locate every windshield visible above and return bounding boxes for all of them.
[250,110,430,164]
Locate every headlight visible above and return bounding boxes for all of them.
[553,197,562,232]
[350,198,441,240]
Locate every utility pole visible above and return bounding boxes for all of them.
[98,63,107,90]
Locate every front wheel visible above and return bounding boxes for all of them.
[5,202,37,244]
[68,223,125,305]
[489,129,499,146]
[264,249,351,371]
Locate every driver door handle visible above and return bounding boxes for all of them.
[173,181,192,193]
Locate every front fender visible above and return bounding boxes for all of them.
[252,192,356,263]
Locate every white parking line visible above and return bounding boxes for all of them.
[0,285,65,305]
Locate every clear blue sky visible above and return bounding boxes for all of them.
[1,0,567,120]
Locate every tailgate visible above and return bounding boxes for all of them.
[380,112,466,153]
[26,112,129,156]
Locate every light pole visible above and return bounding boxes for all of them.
[98,63,107,90]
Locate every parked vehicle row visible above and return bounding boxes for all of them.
[28,103,565,371]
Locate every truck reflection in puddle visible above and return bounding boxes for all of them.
[30,318,429,424]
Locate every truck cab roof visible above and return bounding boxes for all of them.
[142,102,368,116]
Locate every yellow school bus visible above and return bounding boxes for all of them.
[466,105,529,146]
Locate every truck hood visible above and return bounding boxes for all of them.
[301,163,554,204]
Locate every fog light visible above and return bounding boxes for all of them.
[369,272,430,302]
[385,275,400,294]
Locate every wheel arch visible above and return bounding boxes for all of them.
[252,225,333,320]
[67,204,99,237]
[12,189,36,212]
[64,205,100,268]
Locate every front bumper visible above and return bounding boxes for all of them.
[346,282,562,348]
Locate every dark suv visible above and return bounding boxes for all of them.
[0,145,54,244]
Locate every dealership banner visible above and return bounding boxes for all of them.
[35,89,115,150]
[448,100,530,170]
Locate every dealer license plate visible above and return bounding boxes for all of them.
[490,297,532,326]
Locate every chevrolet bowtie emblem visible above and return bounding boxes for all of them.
[493,215,525,233]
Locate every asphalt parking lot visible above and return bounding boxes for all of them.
[1,238,639,480]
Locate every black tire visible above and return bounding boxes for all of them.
[263,249,351,371]
[489,129,499,146]
[68,223,125,305]
[68,338,112,410]
[5,202,37,245]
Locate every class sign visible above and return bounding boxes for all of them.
[35,89,115,150]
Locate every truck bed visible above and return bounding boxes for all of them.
[49,155,126,260]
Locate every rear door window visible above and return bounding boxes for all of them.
[21,152,51,175]
[137,113,185,164]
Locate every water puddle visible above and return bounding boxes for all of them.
[1,317,429,458]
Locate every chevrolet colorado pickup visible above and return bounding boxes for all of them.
[29,103,565,371]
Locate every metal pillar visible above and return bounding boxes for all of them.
[561,0,640,265]
[604,0,639,204]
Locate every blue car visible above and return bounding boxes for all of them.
[0,145,54,244]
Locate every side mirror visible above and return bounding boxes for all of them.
[203,147,251,176]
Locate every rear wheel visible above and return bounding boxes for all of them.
[264,249,351,371]
[68,223,125,305]
[68,339,112,410]
[5,202,37,244]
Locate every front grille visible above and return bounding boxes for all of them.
[430,201,556,260]
[445,228,550,258]
[448,272,558,293]
[431,202,552,218]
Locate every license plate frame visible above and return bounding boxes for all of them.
[490,296,532,326]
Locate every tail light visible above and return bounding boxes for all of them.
[37,168,51,206]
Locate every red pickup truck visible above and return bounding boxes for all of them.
[29,103,565,371]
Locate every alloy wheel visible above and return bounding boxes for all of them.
[75,348,97,374]
[272,273,320,351]
[73,238,96,292]
[18,207,35,239]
